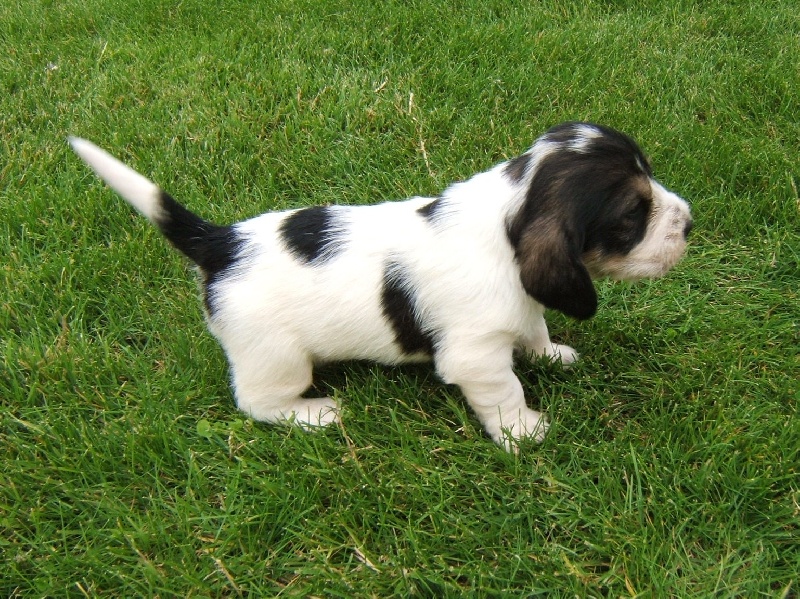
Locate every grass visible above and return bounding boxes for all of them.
[1,0,798,595]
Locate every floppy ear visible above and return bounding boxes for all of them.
[515,222,597,320]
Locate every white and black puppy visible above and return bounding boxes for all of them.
[70,122,692,450]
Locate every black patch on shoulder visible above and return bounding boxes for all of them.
[504,153,531,183]
[279,205,345,264]
[381,260,435,356]
[154,191,244,315]
[416,198,446,223]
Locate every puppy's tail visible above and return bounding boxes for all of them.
[69,137,237,272]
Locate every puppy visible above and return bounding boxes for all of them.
[70,122,692,450]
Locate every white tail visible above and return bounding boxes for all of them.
[69,137,164,224]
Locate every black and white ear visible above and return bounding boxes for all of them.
[515,223,597,320]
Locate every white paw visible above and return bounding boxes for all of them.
[291,397,340,430]
[489,407,550,452]
[241,396,340,430]
[544,343,579,368]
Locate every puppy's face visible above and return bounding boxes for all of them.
[507,122,692,320]
[582,174,691,281]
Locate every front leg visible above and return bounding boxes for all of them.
[459,371,550,452]
[530,342,579,366]
[521,316,579,367]
[435,336,549,452]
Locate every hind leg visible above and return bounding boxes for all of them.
[226,343,339,429]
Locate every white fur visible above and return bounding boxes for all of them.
[71,124,692,451]
[219,172,549,446]
[69,137,164,223]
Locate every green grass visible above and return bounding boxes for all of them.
[2,0,798,595]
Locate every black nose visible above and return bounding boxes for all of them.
[683,220,693,238]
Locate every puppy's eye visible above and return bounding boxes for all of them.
[625,198,647,218]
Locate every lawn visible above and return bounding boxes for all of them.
[1,0,798,596]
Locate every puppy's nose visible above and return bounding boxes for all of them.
[683,220,693,239]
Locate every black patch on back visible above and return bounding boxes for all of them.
[381,260,435,356]
[417,198,445,223]
[155,191,244,315]
[279,205,345,264]
[504,153,531,183]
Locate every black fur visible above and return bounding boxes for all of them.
[155,191,244,313]
[381,260,435,356]
[417,198,447,224]
[504,153,531,183]
[156,191,241,272]
[507,123,653,320]
[588,187,651,256]
[543,123,652,177]
[279,205,346,264]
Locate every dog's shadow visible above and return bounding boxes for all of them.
[306,357,568,420]
[307,361,439,402]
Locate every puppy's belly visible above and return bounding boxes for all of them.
[207,289,430,366]
[301,319,427,364]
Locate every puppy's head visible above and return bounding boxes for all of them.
[506,122,692,320]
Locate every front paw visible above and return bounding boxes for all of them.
[488,407,550,452]
[543,343,579,368]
